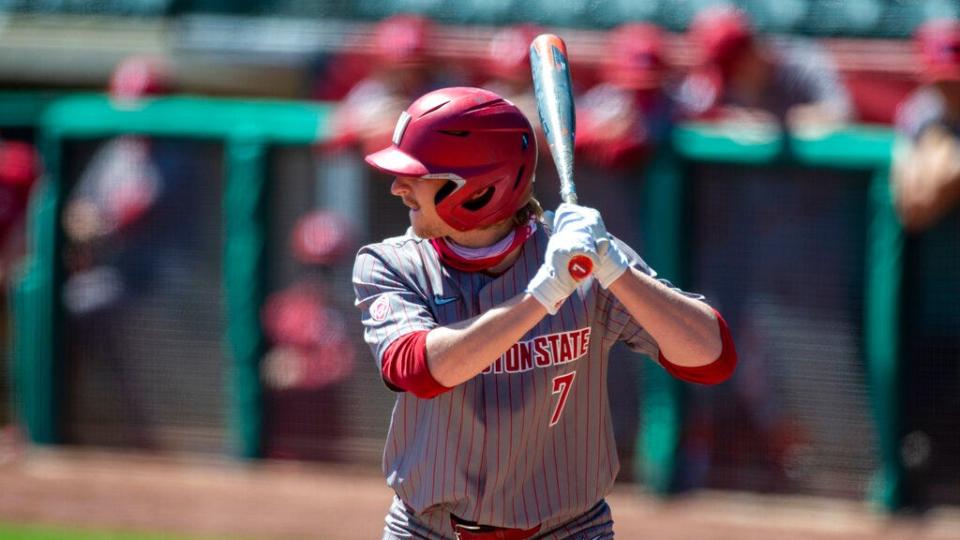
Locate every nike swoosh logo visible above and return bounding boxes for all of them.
[434,295,459,306]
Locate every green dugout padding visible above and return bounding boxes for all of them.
[13,94,331,458]
[639,123,903,511]
[9,93,906,510]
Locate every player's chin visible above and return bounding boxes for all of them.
[410,216,444,239]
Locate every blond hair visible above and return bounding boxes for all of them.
[513,197,544,225]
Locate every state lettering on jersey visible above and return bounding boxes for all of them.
[482,327,591,375]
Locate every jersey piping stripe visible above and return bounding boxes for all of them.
[519,245,545,524]
[387,244,423,504]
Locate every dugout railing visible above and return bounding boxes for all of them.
[7,92,955,512]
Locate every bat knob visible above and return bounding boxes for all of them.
[567,255,594,281]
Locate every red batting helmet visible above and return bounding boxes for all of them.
[364,87,538,231]
[916,19,960,83]
[602,23,668,90]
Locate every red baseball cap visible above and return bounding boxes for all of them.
[916,19,960,83]
[0,141,40,187]
[601,23,668,90]
[688,6,755,71]
[109,55,171,101]
[484,24,545,82]
[372,14,433,67]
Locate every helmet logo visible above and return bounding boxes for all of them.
[392,111,412,145]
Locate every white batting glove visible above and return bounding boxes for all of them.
[526,228,598,314]
[594,235,631,289]
[551,203,608,240]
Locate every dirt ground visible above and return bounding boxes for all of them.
[0,443,958,540]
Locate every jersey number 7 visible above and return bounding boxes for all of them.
[549,372,576,426]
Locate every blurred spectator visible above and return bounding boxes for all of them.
[577,23,677,171]
[572,24,682,482]
[679,6,853,132]
[60,54,200,449]
[260,210,356,391]
[108,55,171,103]
[260,210,357,461]
[479,24,544,140]
[892,19,960,232]
[325,14,453,156]
[61,55,176,312]
[316,14,460,240]
[0,140,41,288]
[674,7,856,493]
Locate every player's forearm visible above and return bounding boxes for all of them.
[607,267,721,367]
[425,293,547,387]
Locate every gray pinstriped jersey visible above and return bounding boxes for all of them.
[353,225,690,531]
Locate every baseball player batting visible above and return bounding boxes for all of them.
[353,86,738,539]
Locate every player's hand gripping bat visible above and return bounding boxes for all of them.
[529,34,594,281]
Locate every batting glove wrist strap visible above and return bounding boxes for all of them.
[526,263,574,315]
[527,227,598,314]
[595,236,631,289]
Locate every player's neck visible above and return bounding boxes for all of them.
[444,219,522,276]
[445,219,515,249]
[485,247,523,275]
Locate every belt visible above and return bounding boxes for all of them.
[450,515,541,540]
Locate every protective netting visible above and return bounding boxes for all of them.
[260,146,404,464]
[680,163,878,498]
[901,209,960,507]
[60,138,228,453]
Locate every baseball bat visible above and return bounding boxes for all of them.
[529,33,593,281]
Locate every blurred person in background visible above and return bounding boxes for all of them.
[891,20,960,508]
[260,210,357,460]
[679,6,853,132]
[317,14,460,241]
[0,140,41,289]
[60,55,201,448]
[479,24,544,138]
[574,22,680,481]
[325,14,454,157]
[577,23,676,173]
[675,6,858,492]
[892,19,960,232]
[0,139,40,445]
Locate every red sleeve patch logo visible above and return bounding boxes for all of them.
[370,294,391,322]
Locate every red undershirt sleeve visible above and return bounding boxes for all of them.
[381,330,453,399]
[658,308,738,385]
